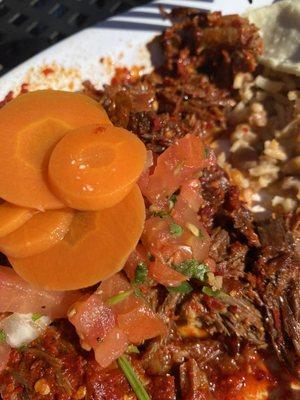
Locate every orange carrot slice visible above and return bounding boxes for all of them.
[0,202,35,237]
[0,90,111,210]
[10,185,145,290]
[0,208,74,258]
[48,124,146,210]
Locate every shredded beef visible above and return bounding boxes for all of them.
[161,9,263,86]
[179,359,212,400]
[255,218,300,377]
[85,12,262,153]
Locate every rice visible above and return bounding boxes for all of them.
[214,68,300,217]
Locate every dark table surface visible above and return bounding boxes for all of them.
[0,0,151,77]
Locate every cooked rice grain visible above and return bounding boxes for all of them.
[214,68,300,216]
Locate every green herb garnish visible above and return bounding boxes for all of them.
[167,281,193,294]
[170,223,183,237]
[31,313,42,322]
[126,345,140,354]
[173,259,209,281]
[202,286,221,297]
[0,329,6,343]
[118,355,151,400]
[134,262,148,285]
[204,148,209,158]
[107,289,133,306]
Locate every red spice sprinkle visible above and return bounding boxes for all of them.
[0,91,14,108]
[42,67,54,76]
[20,83,29,94]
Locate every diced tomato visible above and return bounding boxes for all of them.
[124,244,148,281]
[142,216,187,262]
[142,216,174,253]
[148,259,186,287]
[69,293,116,347]
[170,246,193,265]
[0,266,82,319]
[0,343,10,372]
[179,179,203,212]
[69,272,166,367]
[184,229,210,262]
[118,301,167,344]
[94,327,128,368]
[171,192,210,262]
[100,273,139,315]
[100,273,131,299]
[101,273,166,342]
[142,215,210,263]
[172,195,200,228]
[141,134,206,205]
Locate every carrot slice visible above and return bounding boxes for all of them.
[48,124,146,210]
[0,90,111,210]
[0,202,35,237]
[10,185,145,290]
[0,209,74,258]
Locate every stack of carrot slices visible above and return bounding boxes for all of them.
[0,90,146,290]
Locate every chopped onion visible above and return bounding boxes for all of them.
[0,313,51,348]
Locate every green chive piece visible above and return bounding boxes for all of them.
[126,345,140,354]
[118,355,151,400]
[0,329,6,343]
[134,262,148,285]
[31,313,42,322]
[170,223,183,237]
[107,289,133,306]
[202,286,221,297]
[167,281,193,293]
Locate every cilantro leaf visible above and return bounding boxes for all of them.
[31,313,42,322]
[167,282,193,293]
[0,329,6,343]
[133,262,148,285]
[172,259,209,281]
[170,223,183,237]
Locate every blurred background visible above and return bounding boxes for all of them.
[0,0,150,76]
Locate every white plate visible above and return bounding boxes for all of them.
[0,0,274,99]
